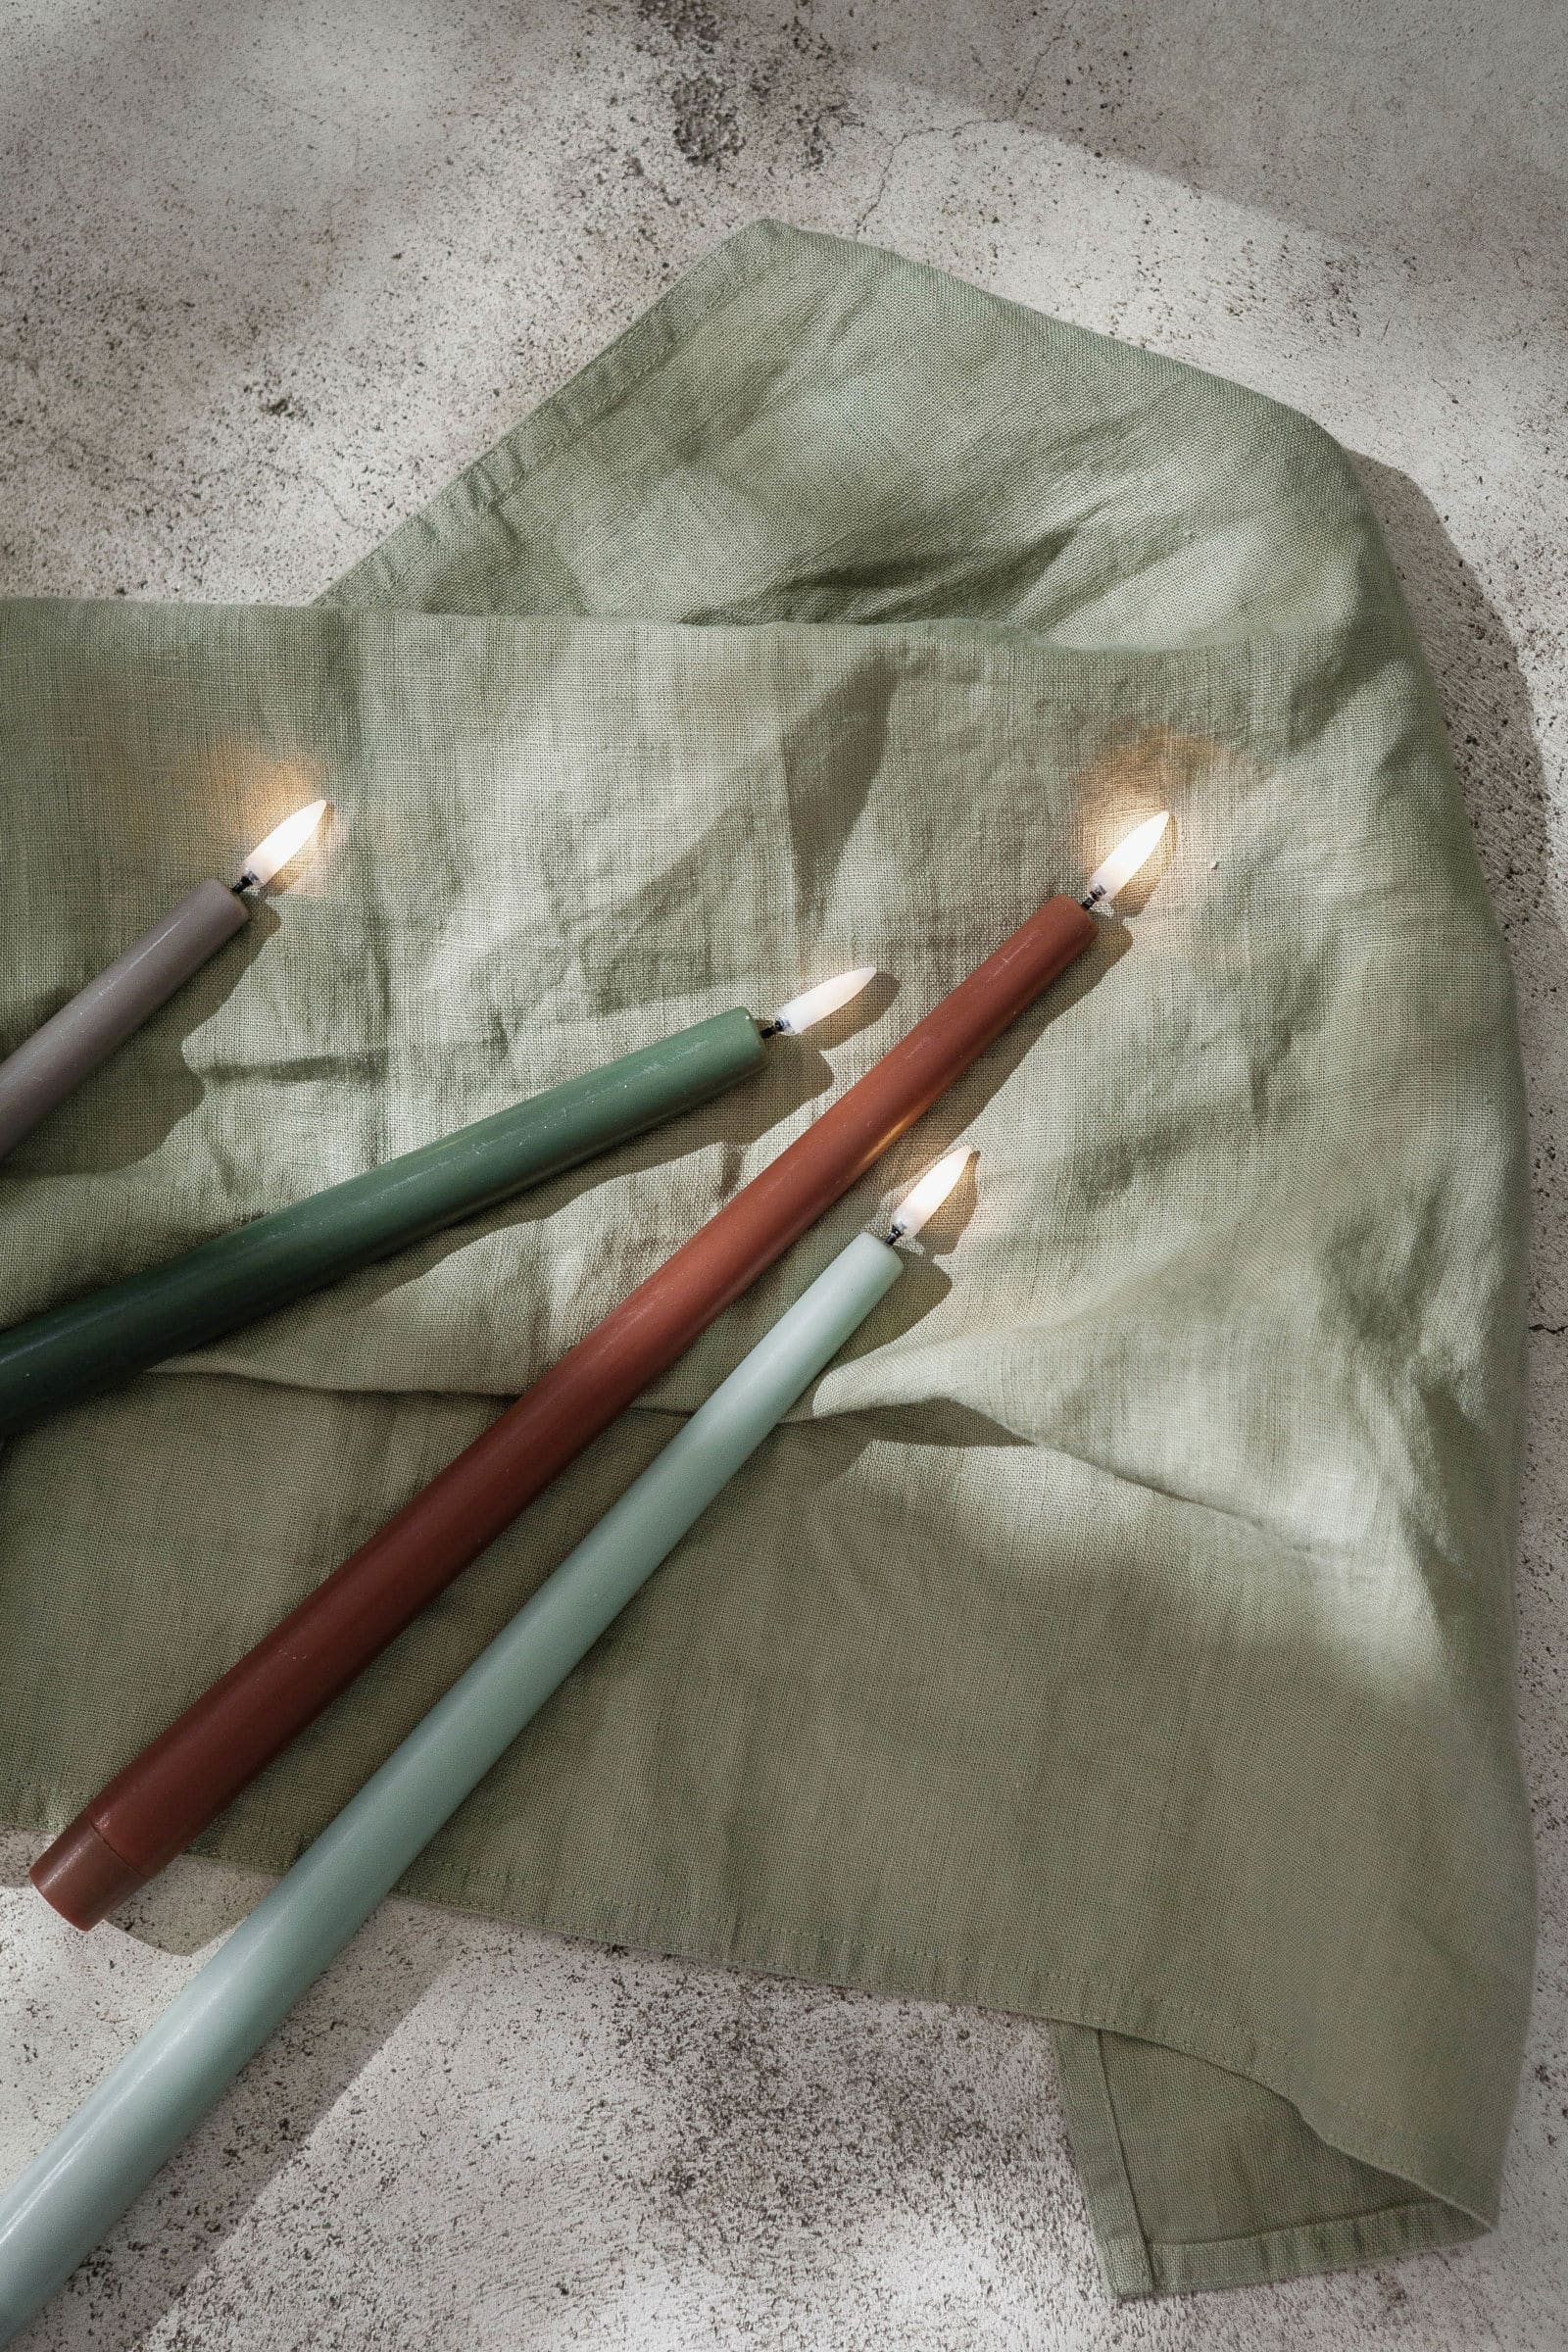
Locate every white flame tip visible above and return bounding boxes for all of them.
[890,1144,977,1242]
[771,965,878,1035]
[243,798,329,888]
[1085,810,1170,906]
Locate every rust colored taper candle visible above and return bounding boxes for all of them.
[33,815,1169,1930]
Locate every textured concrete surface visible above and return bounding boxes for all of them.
[1,2,1565,2345]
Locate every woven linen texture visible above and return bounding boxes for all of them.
[0,222,1533,2295]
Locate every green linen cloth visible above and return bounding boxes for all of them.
[0,221,1532,2298]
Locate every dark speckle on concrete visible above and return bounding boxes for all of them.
[637,0,721,50]
[667,71,742,169]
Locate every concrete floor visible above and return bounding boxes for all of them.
[1,2,1564,2345]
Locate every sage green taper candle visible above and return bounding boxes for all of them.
[0,968,873,1436]
[0,1149,971,2343]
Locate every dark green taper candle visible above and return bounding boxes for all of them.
[0,970,873,1436]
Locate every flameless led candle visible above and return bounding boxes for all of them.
[0,967,876,1437]
[32,816,1170,1931]
[0,801,329,1162]
[0,1152,973,2344]
[1080,810,1169,909]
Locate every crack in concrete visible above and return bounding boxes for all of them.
[854,118,998,234]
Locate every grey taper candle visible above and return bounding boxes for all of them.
[0,801,327,1161]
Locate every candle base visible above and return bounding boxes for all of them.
[30,1817,146,1930]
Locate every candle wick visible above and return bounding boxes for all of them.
[758,1017,786,1039]
[1079,883,1108,912]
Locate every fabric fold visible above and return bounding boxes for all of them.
[0,220,1532,2297]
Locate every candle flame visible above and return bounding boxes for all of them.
[1084,810,1170,906]
[889,1145,976,1242]
[771,966,877,1036]
[242,799,329,888]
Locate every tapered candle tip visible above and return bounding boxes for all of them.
[889,1145,976,1242]
[1083,810,1170,908]
[770,966,877,1036]
[241,799,329,889]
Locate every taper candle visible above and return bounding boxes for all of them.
[0,967,875,1437]
[0,800,328,1161]
[32,815,1169,1930]
[0,1152,972,2345]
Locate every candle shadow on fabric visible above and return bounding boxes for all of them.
[871,916,1130,1187]
[603,922,1136,1396]
[828,1141,983,1358]
[325,980,902,1323]
[3,897,283,1180]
